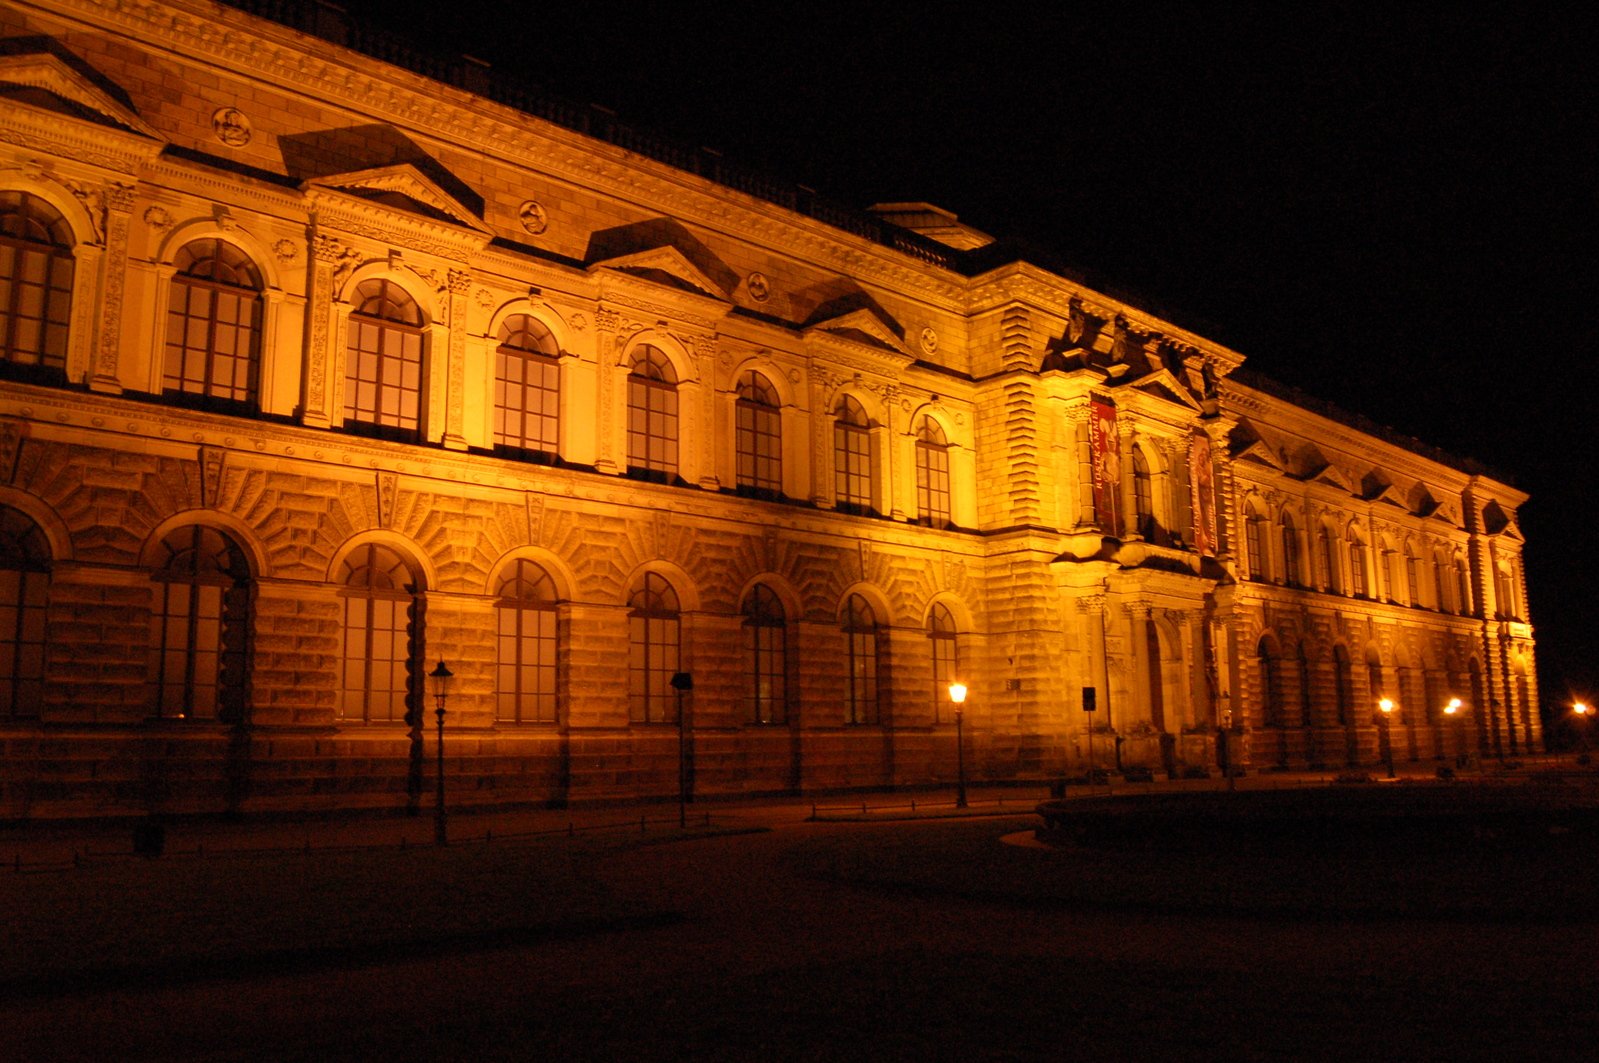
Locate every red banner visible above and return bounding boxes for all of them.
[1190,432,1217,556]
[1089,400,1121,536]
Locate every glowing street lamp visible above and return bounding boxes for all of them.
[429,660,453,847]
[948,681,969,809]
[1443,697,1469,768]
[1574,701,1592,756]
[1376,697,1396,779]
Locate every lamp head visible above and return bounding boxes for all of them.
[1378,697,1394,715]
[947,682,968,705]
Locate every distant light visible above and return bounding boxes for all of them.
[1576,702,1592,717]
[1444,697,1463,716]
[1378,698,1394,714]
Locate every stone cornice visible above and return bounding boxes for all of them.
[40,0,970,308]
[0,95,162,175]
[1219,377,1477,493]
[965,261,1248,377]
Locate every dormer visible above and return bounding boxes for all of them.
[868,202,994,251]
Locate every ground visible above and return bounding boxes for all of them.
[4,778,1597,1061]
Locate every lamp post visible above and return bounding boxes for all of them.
[670,672,693,828]
[429,660,452,847]
[948,681,968,809]
[1574,701,1592,757]
[1443,697,1469,769]
[1376,697,1396,779]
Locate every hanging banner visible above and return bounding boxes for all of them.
[1088,399,1121,536]
[1190,432,1217,556]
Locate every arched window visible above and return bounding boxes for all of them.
[1259,638,1282,728]
[495,559,558,724]
[833,396,874,514]
[337,543,418,724]
[1455,558,1473,616]
[927,602,958,722]
[1296,644,1314,728]
[1132,446,1154,539]
[1495,562,1518,619]
[627,345,678,482]
[1245,506,1266,581]
[1405,547,1420,607]
[734,371,781,497]
[742,584,786,725]
[915,417,952,528]
[344,279,424,441]
[163,239,262,410]
[1281,512,1302,587]
[1347,533,1367,598]
[1333,645,1353,727]
[150,525,251,721]
[1382,539,1403,604]
[1434,549,1453,612]
[843,593,879,725]
[1318,526,1340,594]
[494,314,560,459]
[0,505,50,718]
[0,191,74,378]
[628,572,680,723]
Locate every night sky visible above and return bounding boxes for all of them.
[335,2,1596,715]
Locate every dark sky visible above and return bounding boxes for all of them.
[335,1,1596,710]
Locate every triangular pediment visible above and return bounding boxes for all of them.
[589,246,731,301]
[805,307,910,355]
[1233,439,1283,469]
[1306,462,1354,492]
[1428,501,1462,527]
[1229,419,1286,469]
[304,164,487,231]
[1128,367,1202,411]
[1361,472,1408,507]
[0,50,159,139]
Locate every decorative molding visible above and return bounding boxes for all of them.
[210,106,252,147]
[376,471,398,528]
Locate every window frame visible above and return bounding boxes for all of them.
[0,190,75,382]
[628,572,681,724]
[336,543,418,725]
[626,345,680,483]
[494,558,559,724]
[342,279,425,443]
[742,584,787,725]
[162,238,264,414]
[833,396,874,515]
[734,371,782,498]
[493,314,561,460]
[843,593,880,726]
[914,417,952,528]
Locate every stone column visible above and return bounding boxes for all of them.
[89,183,136,393]
[593,308,621,474]
[440,269,471,450]
[301,234,346,428]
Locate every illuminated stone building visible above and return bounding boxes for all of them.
[0,0,1538,818]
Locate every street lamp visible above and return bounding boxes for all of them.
[1443,696,1469,769]
[429,660,453,847]
[670,672,693,828]
[1376,697,1396,779]
[948,681,969,809]
[1574,701,1592,757]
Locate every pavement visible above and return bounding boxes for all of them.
[3,754,1574,869]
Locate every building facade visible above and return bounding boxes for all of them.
[0,0,1537,818]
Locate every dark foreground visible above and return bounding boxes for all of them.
[5,789,1598,1061]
